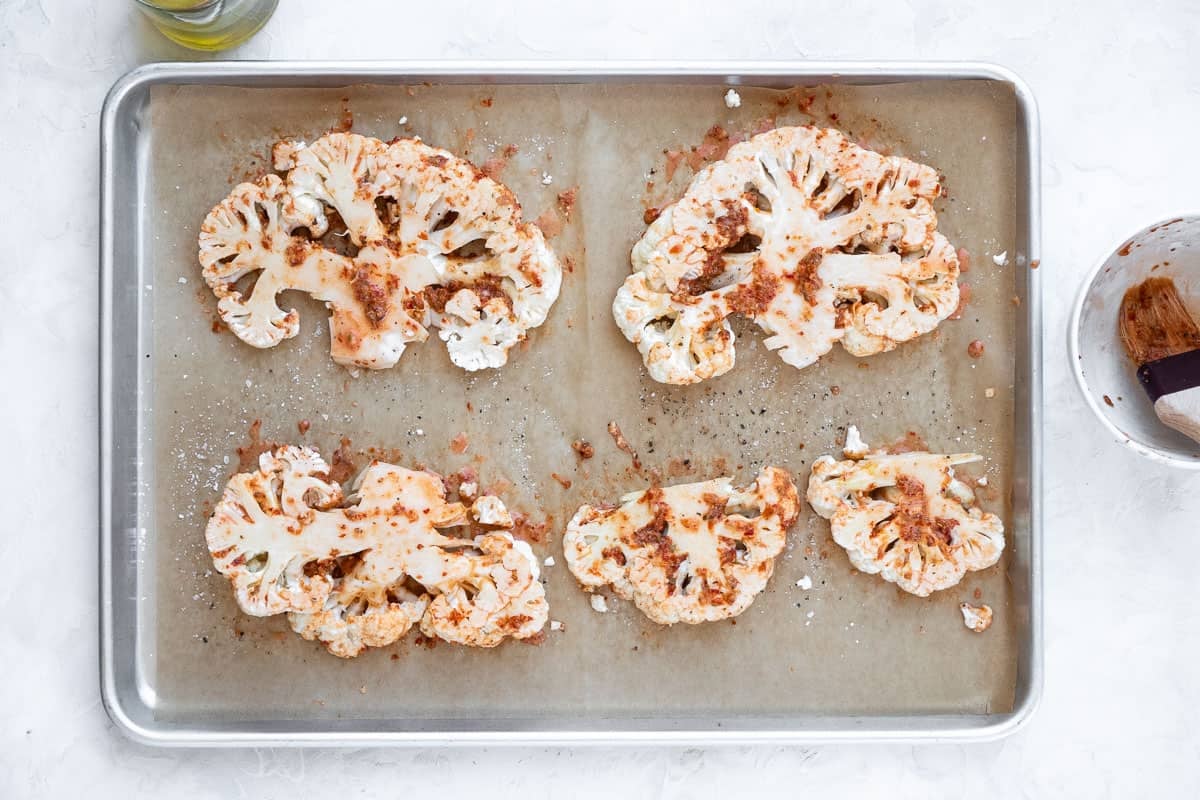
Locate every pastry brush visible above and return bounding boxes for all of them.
[1118,276,1200,445]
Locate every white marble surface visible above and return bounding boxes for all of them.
[3,0,1200,796]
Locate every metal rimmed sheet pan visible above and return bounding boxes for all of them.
[100,61,1042,746]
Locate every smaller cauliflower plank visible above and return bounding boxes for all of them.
[206,445,547,657]
[200,132,562,371]
[806,444,1004,597]
[614,125,960,384]
[562,467,800,624]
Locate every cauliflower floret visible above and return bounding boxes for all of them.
[198,175,318,349]
[289,574,430,659]
[615,126,960,384]
[806,446,1005,597]
[207,444,547,657]
[563,467,800,625]
[435,290,523,371]
[283,132,390,242]
[270,138,306,171]
[613,270,735,384]
[205,446,349,616]
[420,533,548,647]
[200,133,562,372]
[198,174,424,367]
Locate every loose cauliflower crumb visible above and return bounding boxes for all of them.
[796,575,813,591]
[724,88,742,109]
[992,250,1009,266]
[589,595,609,613]
[471,495,514,527]
[843,425,870,459]
[960,602,993,632]
[613,126,961,384]
[199,132,562,372]
[206,445,547,657]
[564,467,800,624]
[806,446,1005,597]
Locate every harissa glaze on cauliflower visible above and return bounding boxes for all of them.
[562,467,800,624]
[805,429,1005,597]
[198,132,561,371]
[614,125,961,384]
[205,444,548,657]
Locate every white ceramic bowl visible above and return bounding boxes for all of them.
[1070,213,1200,468]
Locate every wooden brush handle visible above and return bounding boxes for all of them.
[1155,386,1200,445]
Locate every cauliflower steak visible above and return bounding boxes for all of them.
[562,467,800,624]
[199,132,561,371]
[614,126,960,384]
[806,434,1004,597]
[206,445,547,656]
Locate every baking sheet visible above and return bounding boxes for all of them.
[142,79,1019,725]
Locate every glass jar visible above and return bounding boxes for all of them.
[135,0,279,51]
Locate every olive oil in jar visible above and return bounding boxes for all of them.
[136,0,278,51]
